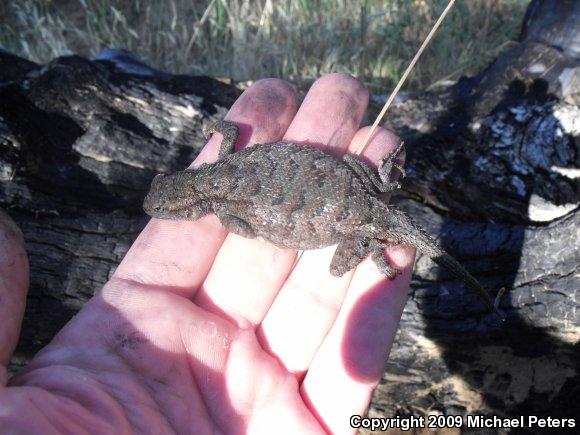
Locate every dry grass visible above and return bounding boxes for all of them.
[0,0,528,91]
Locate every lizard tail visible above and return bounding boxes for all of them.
[385,206,505,320]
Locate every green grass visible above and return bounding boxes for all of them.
[0,0,529,92]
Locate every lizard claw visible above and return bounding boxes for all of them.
[393,164,406,179]
[386,267,400,280]
[202,123,213,140]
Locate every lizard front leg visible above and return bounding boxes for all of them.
[215,209,257,239]
[203,120,240,158]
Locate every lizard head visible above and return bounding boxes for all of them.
[143,171,210,220]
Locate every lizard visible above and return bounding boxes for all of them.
[143,120,504,319]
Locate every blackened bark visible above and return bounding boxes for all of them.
[1,53,241,368]
[364,0,579,429]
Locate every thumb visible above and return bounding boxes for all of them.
[0,209,28,385]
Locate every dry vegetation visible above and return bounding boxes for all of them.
[0,0,528,91]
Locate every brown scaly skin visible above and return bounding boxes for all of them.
[144,120,504,319]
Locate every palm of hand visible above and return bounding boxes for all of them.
[0,74,413,434]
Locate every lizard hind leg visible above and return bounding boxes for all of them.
[342,145,405,194]
[330,238,373,277]
[329,238,401,280]
[342,154,386,193]
[203,120,240,158]
[378,140,406,189]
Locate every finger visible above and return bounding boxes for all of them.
[258,127,403,376]
[301,246,413,433]
[113,79,297,298]
[0,210,29,384]
[300,129,414,431]
[194,73,369,326]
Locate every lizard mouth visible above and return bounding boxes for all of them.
[142,196,163,217]
[143,192,208,219]
[143,195,182,216]
[143,173,187,217]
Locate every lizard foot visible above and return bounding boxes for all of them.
[202,120,239,158]
[377,141,407,189]
[371,244,400,280]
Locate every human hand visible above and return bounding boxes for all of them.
[1,74,414,434]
